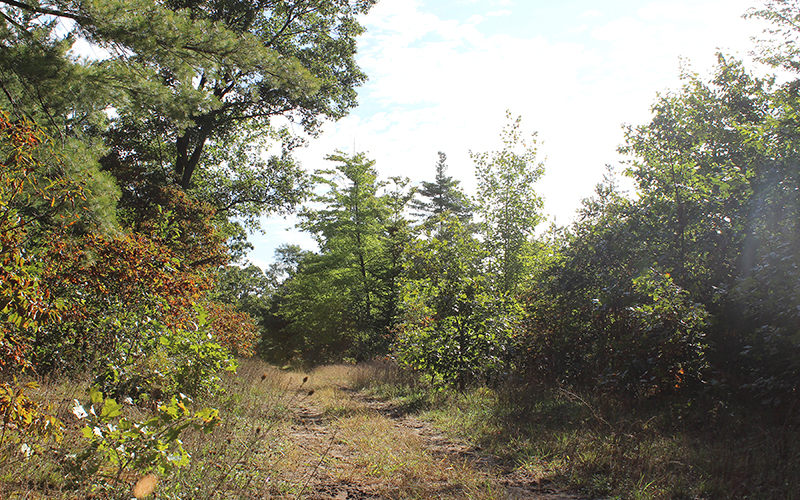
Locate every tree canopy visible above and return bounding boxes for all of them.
[1,0,376,235]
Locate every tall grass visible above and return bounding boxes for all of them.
[0,359,317,499]
[4,360,797,499]
[368,374,800,500]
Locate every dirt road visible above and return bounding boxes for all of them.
[271,371,579,500]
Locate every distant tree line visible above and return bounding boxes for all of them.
[243,4,800,412]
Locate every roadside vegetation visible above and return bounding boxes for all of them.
[4,360,797,499]
[2,0,800,499]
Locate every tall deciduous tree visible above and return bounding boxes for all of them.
[382,175,416,329]
[472,112,544,294]
[270,152,391,360]
[300,152,388,327]
[397,214,521,389]
[619,57,767,294]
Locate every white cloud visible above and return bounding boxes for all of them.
[582,9,602,18]
[487,10,512,17]
[69,37,114,61]
[637,1,691,21]
[246,215,318,269]
[250,0,779,264]
[591,17,643,42]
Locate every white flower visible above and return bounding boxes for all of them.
[20,443,32,457]
[92,426,102,437]
[72,401,88,420]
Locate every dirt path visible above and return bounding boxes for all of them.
[279,384,580,500]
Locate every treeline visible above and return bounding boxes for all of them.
[245,14,800,409]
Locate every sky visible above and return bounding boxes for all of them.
[246,0,776,269]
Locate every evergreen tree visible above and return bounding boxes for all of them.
[0,0,376,229]
[272,152,391,360]
[411,152,473,223]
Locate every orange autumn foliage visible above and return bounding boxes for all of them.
[4,110,256,378]
[1,112,70,442]
[204,301,257,357]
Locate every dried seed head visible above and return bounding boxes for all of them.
[302,376,308,384]
[261,374,267,381]
[307,390,315,396]
[132,474,159,499]
[255,427,261,434]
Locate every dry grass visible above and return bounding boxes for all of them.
[8,359,795,499]
[277,362,508,499]
[0,359,316,499]
[408,383,800,500]
[332,410,501,499]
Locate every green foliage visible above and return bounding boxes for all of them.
[747,0,800,72]
[274,252,362,362]
[622,268,709,394]
[268,152,406,362]
[260,155,418,364]
[2,0,372,252]
[95,305,238,402]
[728,80,800,404]
[472,111,544,294]
[396,215,522,388]
[256,245,313,362]
[81,0,377,208]
[66,388,219,490]
[213,263,273,318]
[520,171,711,397]
[191,123,310,233]
[616,55,800,403]
[620,56,767,295]
[513,53,800,407]
[160,311,239,398]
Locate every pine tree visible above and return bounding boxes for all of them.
[0,0,376,226]
[411,152,473,222]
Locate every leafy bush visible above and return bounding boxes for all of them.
[397,216,522,388]
[0,111,77,458]
[609,268,708,396]
[398,287,521,389]
[95,305,238,402]
[65,387,219,493]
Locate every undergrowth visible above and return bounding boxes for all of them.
[0,360,314,499]
[350,362,800,500]
[3,359,798,499]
